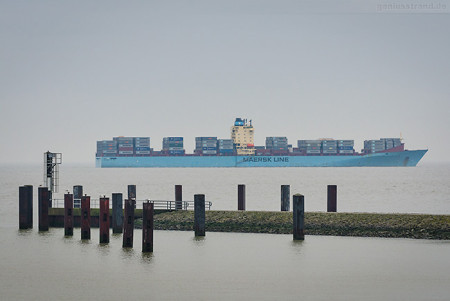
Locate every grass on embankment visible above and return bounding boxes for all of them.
[138,210,450,240]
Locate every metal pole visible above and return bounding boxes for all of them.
[238,184,246,211]
[38,187,49,231]
[175,185,182,210]
[48,190,53,208]
[293,194,305,240]
[327,185,337,212]
[99,197,110,243]
[112,193,123,233]
[123,199,135,248]
[64,193,73,236]
[81,195,91,240]
[281,185,290,211]
[194,194,206,236]
[142,201,154,253]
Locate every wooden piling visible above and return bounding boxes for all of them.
[128,185,136,200]
[25,185,33,229]
[123,199,135,248]
[194,194,205,236]
[281,185,290,211]
[81,195,91,240]
[73,185,83,208]
[64,193,73,236]
[112,193,123,233]
[175,185,182,210]
[38,187,49,231]
[327,185,337,212]
[142,201,154,253]
[19,185,33,229]
[238,184,246,211]
[99,197,110,243]
[293,194,305,240]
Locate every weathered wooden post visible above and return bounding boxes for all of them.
[281,185,290,211]
[128,185,136,200]
[238,184,246,211]
[327,185,337,212]
[38,187,49,231]
[99,196,110,243]
[19,185,33,229]
[64,193,74,236]
[293,194,305,240]
[194,194,205,236]
[123,199,135,248]
[128,185,136,209]
[142,201,154,253]
[73,185,83,208]
[112,193,123,233]
[81,195,91,240]
[175,185,182,210]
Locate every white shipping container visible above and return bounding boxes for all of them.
[339,150,354,154]
[135,151,151,155]
[119,151,134,155]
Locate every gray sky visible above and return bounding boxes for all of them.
[1,0,449,164]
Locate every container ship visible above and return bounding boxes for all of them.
[96,118,427,168]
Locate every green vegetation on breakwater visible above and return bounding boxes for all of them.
[48,208,450,239]
[140,210,450,240]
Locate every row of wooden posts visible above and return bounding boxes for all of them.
[19,184,339,251]
[240,184,337,212]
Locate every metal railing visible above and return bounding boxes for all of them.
[51,199,212,210]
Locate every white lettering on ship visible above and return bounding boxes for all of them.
[242,157,289,163]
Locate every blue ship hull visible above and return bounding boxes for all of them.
[96,150,427,168]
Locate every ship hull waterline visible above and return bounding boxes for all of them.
[96,150,427,168]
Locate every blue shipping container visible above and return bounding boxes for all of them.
[169,150,185,155]
[168,137,183,141]
[338,146,354,150]
[202,147,217,150]
[135,147,151,151]
[219,149,233,153]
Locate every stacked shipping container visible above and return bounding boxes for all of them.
[163,137,185,155]
[381,138,402,149]
[97,140,118,157]
[364,139,386,153]
[337,140,355,154]
[96,135,400,157]
[217,139,234,155]
[321,140,338,154]
[297,139,355,155]
[96,137,152,157]
[195,137,218,155]
[115,137,134,156]
[298,140,322,154]
[134,137,151,155]
[265,137,288,151]
[364,138,402,153]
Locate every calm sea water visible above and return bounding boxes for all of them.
[1,164,449,300]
